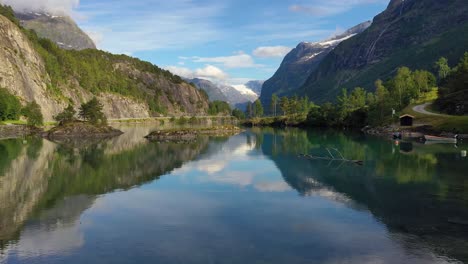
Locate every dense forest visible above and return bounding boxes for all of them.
[435,52,468,115]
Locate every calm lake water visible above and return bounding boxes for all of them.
[1,125,468,264]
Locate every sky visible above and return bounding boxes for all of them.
[3,0,389,86]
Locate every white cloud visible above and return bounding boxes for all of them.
[194,65,229,80]
[165,65,228,80]
[253,46,292,58]
[191,54,261,68]
[0,0,79,15]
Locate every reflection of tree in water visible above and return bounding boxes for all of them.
[0,135,216,251]
[256,128,468,262]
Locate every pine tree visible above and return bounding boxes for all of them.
[79,97,107,125]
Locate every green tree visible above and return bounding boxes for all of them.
[79,97,107,125]
[54,104,76,125]
[253,99,264,117]
[22,101,44,127]
[280,96,289,116]
[232,108,246,120]
[393,67,416,108]
[270,94,279,117]
[208,101,231,116]
[435,52,468,115]
[0,88,22,121]
[435,57,451,80]
[245,102,253,118]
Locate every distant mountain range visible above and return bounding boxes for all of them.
[260,21,371,106]
[187,78,263,110]
[15,11,96,50]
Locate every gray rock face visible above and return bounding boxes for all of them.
[260,21,371,106]
[15,12,96,50]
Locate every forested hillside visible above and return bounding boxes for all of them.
[0,5,209,121]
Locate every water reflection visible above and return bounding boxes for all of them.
[0,126,467,263]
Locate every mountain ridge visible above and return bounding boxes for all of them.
[299,0,468,103]
[260,21,371,106]
[15,11,96,50]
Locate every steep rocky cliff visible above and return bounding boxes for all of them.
[300,0,468,103]
[260,21,371,106]
[0,11,209,121]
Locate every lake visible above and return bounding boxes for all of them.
[1,125,468,264]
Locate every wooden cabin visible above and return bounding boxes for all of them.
[400,114,414,127]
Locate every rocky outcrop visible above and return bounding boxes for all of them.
[45,121,123,139]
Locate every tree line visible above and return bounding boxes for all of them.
[239,55,468,128]
[434,52,468,115]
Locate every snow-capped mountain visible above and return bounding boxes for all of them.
[188,77,263,110]
[260,21,371,106]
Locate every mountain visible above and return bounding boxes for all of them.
[0,7,209,121]
[300,0,468,103]
[244,80,264,96]
[221,84,258,109]
[260,21,371,105]
[186,78,229,102]
[15,11,96,50]
[187,77,259,110]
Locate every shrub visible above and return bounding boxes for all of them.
[0,88,22,121]
[54,104,76,125]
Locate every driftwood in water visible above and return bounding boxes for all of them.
[299,148,364,166]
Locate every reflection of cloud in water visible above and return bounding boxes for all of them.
[195,160,227,174]
[14,222,84,259]
[254,181,292,192]
[207,171,256,187]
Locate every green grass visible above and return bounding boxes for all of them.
[0,120,27,125]
[402,104,468,133]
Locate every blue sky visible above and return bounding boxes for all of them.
[6,0,389,85]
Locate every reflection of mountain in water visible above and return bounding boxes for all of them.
[256,129,468,262]
[0,132,215,250]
